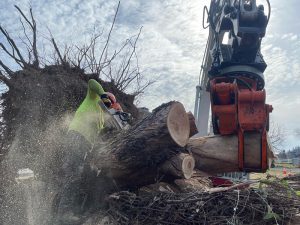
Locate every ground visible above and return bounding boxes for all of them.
[250,164,300,180]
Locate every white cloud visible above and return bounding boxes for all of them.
[290,34,298,41]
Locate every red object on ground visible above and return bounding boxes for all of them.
[283,168,287,175]
[210,177,233,187]
[210,176,250,190]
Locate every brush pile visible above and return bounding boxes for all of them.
[105,176,300,225]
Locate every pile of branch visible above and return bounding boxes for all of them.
[106,177,300,225]
[80,101,298,225]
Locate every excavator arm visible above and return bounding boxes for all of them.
[196,0,272,172]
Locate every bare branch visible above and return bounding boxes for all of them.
[97,1,120,75]
[73,33,102,69]
[0,43,24,68]
[50,36,66,66]
[14,5,39,68]
[14,5,34,29]
[0,69,12,87]
[63,44,72,62]
[0,26,27,67]
[133,80,156,96]
[0,60,12,76]
[268,121,286,151]
[19,19,33,47]
[116,27,143,88]
[99,39,130,79]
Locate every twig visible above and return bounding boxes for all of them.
[208,181,258,194]
[14,5,39,68]
[97,1,120,75]
[0,60,13,76]
[0,70,12,87]
[50,37,66,66]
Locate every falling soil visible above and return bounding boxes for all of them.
[0,65,138,225]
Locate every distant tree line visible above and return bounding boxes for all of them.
[277,146,300,159]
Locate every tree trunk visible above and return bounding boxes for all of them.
[92,101,190,188]
[160,153,195,179]
[187,112,198,137]
[188,135,275,174]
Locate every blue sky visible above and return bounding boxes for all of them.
[0,0,299,150]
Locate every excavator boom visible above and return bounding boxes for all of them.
[196,0,272,172]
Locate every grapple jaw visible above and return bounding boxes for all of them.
[210,77,273,172]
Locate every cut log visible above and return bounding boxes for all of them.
[92,101,190,188]
[174,178,211,192]
[160,153,195,179]
[188,135,239,174]
[187,112,198,137]
[188,134,274,174]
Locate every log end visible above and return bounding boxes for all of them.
[182,155,195,179]
[167,102,190,147]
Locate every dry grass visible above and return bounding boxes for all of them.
[250,168,298,180]
[276,163,297,168]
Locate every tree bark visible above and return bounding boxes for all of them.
[187,112,198,137]
[160,153,195,179]
[92,101,190,188]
